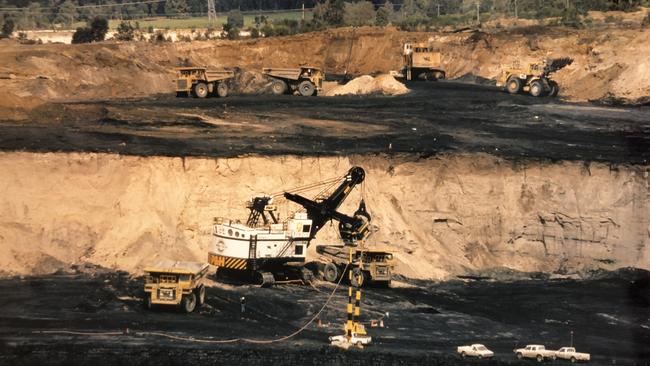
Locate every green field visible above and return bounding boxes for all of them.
[71,11,312,30]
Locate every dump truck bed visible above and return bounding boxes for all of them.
[316,245,393,262]
[175,67,235,82]
[262,68,303,80]
[203,70,235,82]
[262,67,320,80]
[144,260,209,275]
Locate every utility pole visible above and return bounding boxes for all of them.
[302,2,305,21]
[514,0,518,19]
[476,0,480,25]
[437,2,440,17]
[207,0,217,21]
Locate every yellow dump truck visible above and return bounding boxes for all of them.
[497,58,573,97]
[262,67,323,96]
[400,43,446,81]
[175,67,235,98]
[316,245,394,287]
[143,260,209,313]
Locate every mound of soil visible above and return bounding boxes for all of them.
[325,74,409,96]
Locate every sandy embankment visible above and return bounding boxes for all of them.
[0,152,647,278]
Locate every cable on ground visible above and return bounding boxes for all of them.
[33,263,349,345]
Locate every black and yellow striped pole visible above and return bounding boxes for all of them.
[345,246,354,339]
[344,243,366,343]
[353,245,362,329]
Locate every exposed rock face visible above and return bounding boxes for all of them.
[0,152,647,279]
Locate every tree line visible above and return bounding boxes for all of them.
[0,0,648,31]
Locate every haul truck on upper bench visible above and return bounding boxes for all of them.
[392,43,446,81]
[263,66,323,96]
[208,166,391,287]
[175,67,235,98]
[497,58,573,97]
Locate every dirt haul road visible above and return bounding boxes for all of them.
[0,81,648,164]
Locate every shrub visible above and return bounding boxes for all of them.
[375,6,391,27]
[153,30,167,42]
[260,23,274,36]
[227,9,244,28]
[222,23,239,40]
[343,1,375,26]
[72,27,92,43]
[561,6,582,28]
[1,18,15,38]
[115,21,135,41]
[72,17,108,44]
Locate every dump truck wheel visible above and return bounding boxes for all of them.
[271,80,287,95]
[216,82,228,98]
[506,77,522,94]
[530,80,545,97]
[435,71,446,80]
[324,263,339,282]
[181,293,197,313]
[196,285,205,306]
[351,268,365,288]
[193,82,208,98]
[549,80,559,97]
[298,80,315,96]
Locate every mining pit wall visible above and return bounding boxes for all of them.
[0,152,648,279]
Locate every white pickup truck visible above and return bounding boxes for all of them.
[514,344,557,362]
[329,332,372,346]
[457,344,494,358]
[555,347,591,363]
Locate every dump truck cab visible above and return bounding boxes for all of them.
[143,260,209,313]
[175,67,235,98]
[262,66,323,96]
